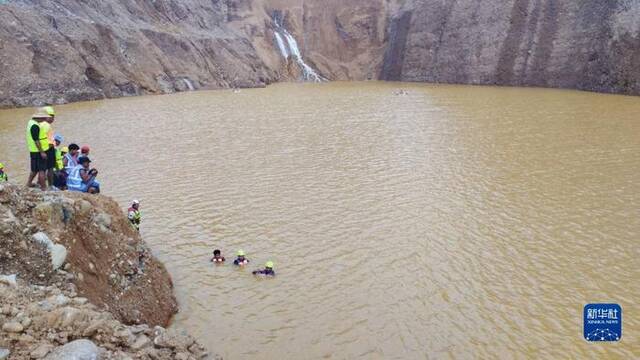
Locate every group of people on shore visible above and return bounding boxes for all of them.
[3,107,277,277]
[211,249,276,276]
[18,106,101,193]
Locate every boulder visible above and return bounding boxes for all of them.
[21,316,33,328]
[2,321,25,333]
[43,340,100,360]
[18,334,35,343]
[50,294,70,307]
[50,244,67,270]
[34,202,58,224]
[75,200,92,217]
[175,352,191,360]
[32,232,53,248]
[31,343,54,359]
[73,297,89,306]
[46,307,89,328]
[129,324,149,335]
[0,274,17,287]
[94,212,111,233]
[129,335,152,351]
[153,328,195,350]
[81,319,106,337]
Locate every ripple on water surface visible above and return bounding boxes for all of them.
[0,82,638,359]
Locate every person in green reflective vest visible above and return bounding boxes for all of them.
[0,163,8,183]
[25,108,52,191]
[128,200,142,231]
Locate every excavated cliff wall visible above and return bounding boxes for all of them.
[380,0,640,95]
[0,0,638,108]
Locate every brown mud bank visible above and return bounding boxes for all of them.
[0,183,212,358]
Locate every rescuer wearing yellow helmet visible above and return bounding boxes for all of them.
[252,261,276,276]
[233,250,250,266]
[25,107,53,190]
[0,163,7,183]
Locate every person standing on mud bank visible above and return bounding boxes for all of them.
[128,200,141,231]
[25,108,52,191]
[52,134,66,189]
[42,106,57,189]
[63,143,80,171]
[0,163,7,183]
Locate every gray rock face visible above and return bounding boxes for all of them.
[0,0,276,108]
[43,339,100,360]
[381,0,640,95]
[0,0,638,108]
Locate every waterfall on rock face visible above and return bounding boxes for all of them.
[273,19,325,82]
[183,78,195,91]
[274,32,289,58]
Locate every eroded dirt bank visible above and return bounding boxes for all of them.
[0,0,638,108]
[0,183,210,359]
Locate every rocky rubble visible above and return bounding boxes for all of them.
[0,183,177,326]
[0,281,208,359]
[0,183,214,359]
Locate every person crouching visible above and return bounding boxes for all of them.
[67,156,100,194]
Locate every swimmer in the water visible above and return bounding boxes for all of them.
[211,249,225,263]
[252,261,275,276]
[233,250,250,266]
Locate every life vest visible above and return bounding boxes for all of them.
[0,172,7,182]
[66,165,85,191]
[128,208,141,223]
[55,148,64,170]
[64,153,78,172]
[26,119,50,153]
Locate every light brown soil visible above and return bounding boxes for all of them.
[0,183,176,327]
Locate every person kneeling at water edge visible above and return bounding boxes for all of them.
[211,249,225,263]
[233,250,249,266]
[67,156,100,193]
[253,261,275,276]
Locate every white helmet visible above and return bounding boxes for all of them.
[132,199,140,205]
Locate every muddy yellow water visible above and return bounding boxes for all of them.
[1,82,639,359]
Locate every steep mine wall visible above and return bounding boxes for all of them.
[0,0,280,108]
[380,0,640,95]
[0,0,638,108]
